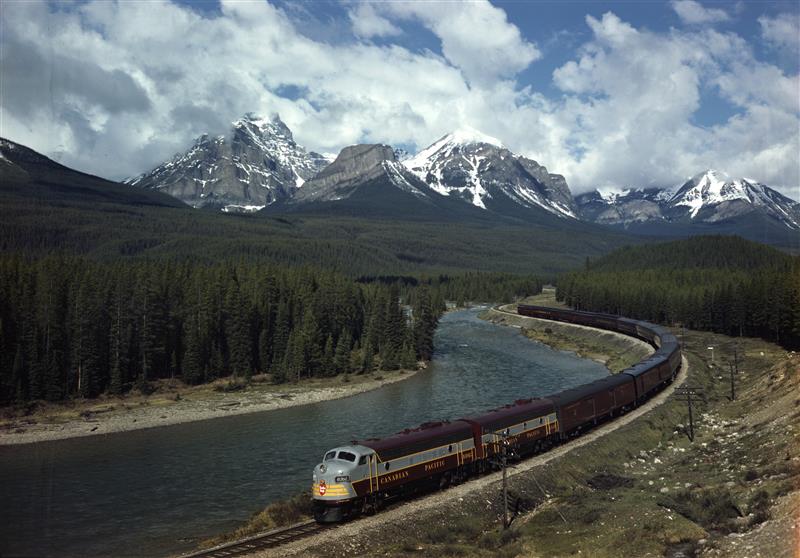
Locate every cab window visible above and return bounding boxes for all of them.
[324,451,336,461]
[358,455,367,465]
[338,451,356,462]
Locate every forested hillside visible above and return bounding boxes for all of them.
[0,257,541,404]
[557,236,800,348]
[0,141,638,277]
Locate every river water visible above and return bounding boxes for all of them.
[0,307,608,557]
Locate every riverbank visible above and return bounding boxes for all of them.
[481,302,654,373]
[0,366,423,446]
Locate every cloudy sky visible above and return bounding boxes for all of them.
[1,0,798,197]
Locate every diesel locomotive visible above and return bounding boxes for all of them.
[312,305,682,522]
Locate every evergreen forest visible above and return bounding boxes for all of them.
[0,256,542,404]
[557,236,800,348]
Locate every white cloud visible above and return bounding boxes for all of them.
[671,0,731,25]
[545,12,799,196]
[348,3,401,39]
[759,13,800,52]
[0,1,797,200]
[380,0,541,86]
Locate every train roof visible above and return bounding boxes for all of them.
[588,373,634,390]
[659,339,680,353]
[621,354,668,377]
[357,420,473,462]
[547,380,605,407]
[518,305,620,321]
[460,398,555,432]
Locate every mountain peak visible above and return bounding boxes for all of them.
[238,111,283,125]
[128,113,328,211]
[287,143,431,205]
[576,170,799,231]
[686,168,729,187]
[447,126,503,148]
[403,131,577,219]
[234,112,293,139]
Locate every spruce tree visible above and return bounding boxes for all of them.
[322,334,334,376]
[333,331,351,374]
[258,328,270,374]
[182,315,203,385]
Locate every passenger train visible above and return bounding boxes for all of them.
[311,305,682,522]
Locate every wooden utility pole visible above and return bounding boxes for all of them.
[501,434,509,529]
[675,386,704,441]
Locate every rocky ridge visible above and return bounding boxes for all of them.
[404,128,578,219]
[127,113,329,212]
[576,170,799,230]
[289,144,432,204]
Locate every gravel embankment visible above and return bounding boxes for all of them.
[0,368,421,446]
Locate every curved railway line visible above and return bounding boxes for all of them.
[179,304,689,558]
[179,520,331,558]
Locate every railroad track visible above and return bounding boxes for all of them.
[179,520,330,558]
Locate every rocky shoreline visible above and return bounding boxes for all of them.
[0,367,422,446]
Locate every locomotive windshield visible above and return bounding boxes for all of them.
[324,451,336,461]
[337,451,357,462]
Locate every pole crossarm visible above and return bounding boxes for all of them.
[674,386,704,442]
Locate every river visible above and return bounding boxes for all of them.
[0,307,609,557]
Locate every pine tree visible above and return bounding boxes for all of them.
[108,286,128,395]
[182,315,203,385]
[12,344,25,402]
[271,301,290,371]
[361,340,374,374]
[226,284,252,379]
[413,285,437,360]
[258,328,270,374]
[300,307,322,377]
[379,285,404,370]
[322,334,334,376]
[334,331,351,374]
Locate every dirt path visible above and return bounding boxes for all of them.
[260,330,687,557]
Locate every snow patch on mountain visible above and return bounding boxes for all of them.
[405,127,501,172]
[667,170,797,226]
[127,113,328,209]
[577,169,799,230]
[404,129,576,219]
[384,160,430,199]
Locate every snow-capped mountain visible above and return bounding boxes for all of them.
[576,170,799,231]
[665,170,798,228]
[127,113,329,212]
[403,128,578,220]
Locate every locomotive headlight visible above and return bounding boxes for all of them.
[335,475,350,482]
[319,464,327,473]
